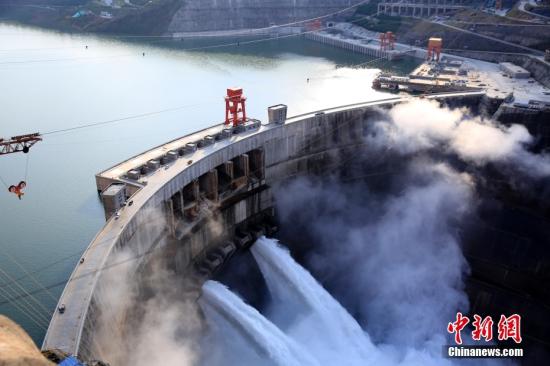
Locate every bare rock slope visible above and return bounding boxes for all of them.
[167,0,363,33]
[0,316,52,366]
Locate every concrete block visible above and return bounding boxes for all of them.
[127,170,141,180]
[499,62,530,79]
[246,119,261,130]
[161,151,178,164]
[198,135,216,147]
[234,233,253,249]
[233,125,246,134]
[101,184,126,220]
[147,159,160,171]
[184,143,197,154]
[217,128,233,140]
[268,104,288,124]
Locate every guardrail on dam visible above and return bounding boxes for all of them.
[41,91,485,360]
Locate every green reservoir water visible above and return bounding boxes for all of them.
[0,22,419,345]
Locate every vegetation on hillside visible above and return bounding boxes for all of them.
[355,0,382,16]
[0,0,186,35]
[351,6,549,52]
[92,0,183,35]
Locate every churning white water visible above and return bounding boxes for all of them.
[200,280,320,366]
[200,237,387,365]
[251,237,384,365]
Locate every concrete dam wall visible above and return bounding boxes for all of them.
[42,92,550,363]
[167,0,363,33]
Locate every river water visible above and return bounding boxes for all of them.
[0,22,419,345]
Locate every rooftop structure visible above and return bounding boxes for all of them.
[499,62,531,79]
[377,0,470,18]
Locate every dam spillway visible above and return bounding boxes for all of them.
[41,90,550,364]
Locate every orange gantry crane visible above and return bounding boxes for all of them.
[224,88,247,127]
[427,37,442,62]
[379,31,396,51]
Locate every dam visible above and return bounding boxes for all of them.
[41,90,549,364]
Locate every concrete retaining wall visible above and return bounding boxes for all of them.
[305,32,391,58]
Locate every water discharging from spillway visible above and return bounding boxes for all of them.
[200,237,386,366]
[201,281,320,366]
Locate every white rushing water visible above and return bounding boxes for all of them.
[201,237,512,366]
[198,237,499,365]
[251,237,384,365]
[200,237,388,365]
[200,280,320,366]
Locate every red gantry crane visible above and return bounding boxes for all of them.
[427,37,442,62]
[225,88,247,127]
[379,31,396,51]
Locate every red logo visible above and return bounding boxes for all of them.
[497,314,522,344]
[447,312,470,345]
[472,315,494,342]
[447,314,522,344]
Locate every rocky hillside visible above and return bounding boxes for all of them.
[0,0,365,35]
[167,0,364,33]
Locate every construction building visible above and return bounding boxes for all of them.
[377,0,470,17]
[499,62,531,79]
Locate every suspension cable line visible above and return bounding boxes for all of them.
[0,286,49,331]
[0,270,51,327]
[0,249,59,303]
[0,174,9,189]
[0,266,53,322]
[41,102,207,136]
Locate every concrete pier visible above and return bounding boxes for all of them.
[305,31,415,60]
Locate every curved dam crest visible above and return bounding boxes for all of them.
[41,92,484,359]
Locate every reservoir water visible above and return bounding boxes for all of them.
[0,22,419,345]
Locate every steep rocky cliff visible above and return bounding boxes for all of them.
[1,0,364,35]
[167,0,363,33]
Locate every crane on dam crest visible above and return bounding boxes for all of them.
[225,88,248,127]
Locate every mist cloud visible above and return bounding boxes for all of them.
[91,208,202,366]
[269,100,533,365]
[370,100,550,178]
